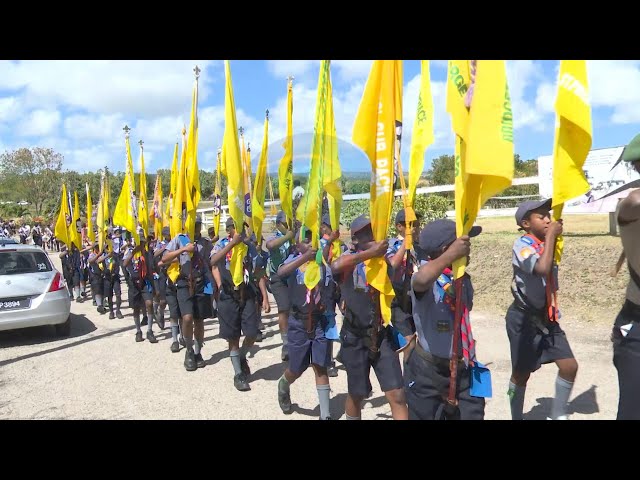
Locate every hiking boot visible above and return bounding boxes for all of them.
[147,331,158,344]
[195,353,206,368]
[170,341,180,353]
[240,357,251,376]
[281,345,289,362]
[135,331,143,342]
[234,373,251,392]
[184,349,197,372]
[108,312,115,320]
[76,297,83,303]
[278,378,292,414]
[116,310,124,319]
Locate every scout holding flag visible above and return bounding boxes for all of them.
[506,60,588,421]
[332,60,408,420]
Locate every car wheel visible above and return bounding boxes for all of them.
[55,315,72,337]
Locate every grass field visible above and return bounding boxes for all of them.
[466,215,628,324]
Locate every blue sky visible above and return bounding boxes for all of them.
[0,60,639,175]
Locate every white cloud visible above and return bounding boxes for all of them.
[266,60,316,79]
[588,60,640,124]
[0,60,219,118]
[18,109,61,137]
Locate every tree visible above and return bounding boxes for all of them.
[0,148,63,216]
[425,154,455,186]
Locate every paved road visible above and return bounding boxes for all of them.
[0,252,620,420]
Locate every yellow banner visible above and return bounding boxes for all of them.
[113,135,139,245]
[86,183,95,243]
[138,145,149,239]
[278,78,294,224]
[551,60,592,263]
[54,183,71,247]
[352,60,401,326]
[252,113,269,245]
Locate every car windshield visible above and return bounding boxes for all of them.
[0,251,52,275]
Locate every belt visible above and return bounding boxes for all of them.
[343,317,377,338]
[414,341,464,369]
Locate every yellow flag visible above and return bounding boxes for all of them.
[170,129,189,239]
[86,183,95,243]
[408,60,434,207]
[151,174,163,238]
[222,60,248,286]
[213,149,222,238]
[447,60,514,279]
[278,78,294,224]
[165,142,178,228]
[240,133,252,220]
[138,144,149,239]
[551,60,592,263]
[302,60,333,290]
[54,183,71,247]
[252,112,269,245]
[113,134,139,245]
[322,67,343,262]
[352,60,401,327]
[97,176,105,252]
[185,76,201,240]
[71,191,81,247]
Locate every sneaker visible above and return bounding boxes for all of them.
[116,310,124,319]
[81,291,87,298]
[97,306,105,315]
[234,373,251,392]
[255,331,264,343]
[278,379,292,414]
[170,341,180,353]
[327,365,339,378]
[240,357,251,376]
[281,345,289,362]
[195,353,206,368]
[147,331,158,344]
[135,331,143,342]
[184,349,197,372]
[141,316,148,327]
[108,312,115,320]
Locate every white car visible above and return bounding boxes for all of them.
[0,242,71,336]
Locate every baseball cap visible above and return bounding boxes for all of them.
[275,211,287,224]
[419,219,481,256]
[515,198,552,227]
[350,215,371,235]
[225,217,235,228]
[395,208,423,225]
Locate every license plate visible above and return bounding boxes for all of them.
[0,298,31,311]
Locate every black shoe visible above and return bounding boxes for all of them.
[195,353,206,368]
[212,308,218,318]
[141,316,148,327]
[278,381,292,414]
[327,365,339,378]
[281,345,289,362]
[156,314,165,331]
[170,341,180,353]
[184,349,197,372]
[335,348,343,365]
[97,306,105,314]
[147,331,158,343]
[234,373,251,392]
[240,357,251,376]
[108,312,115,320]
[76,297,83,303]
[116,310,124,319]
[135,331,143,342]
[255,331,264,343]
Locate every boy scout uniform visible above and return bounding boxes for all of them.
[506,199,575,375]
[335,216,404,399]
[404,219,485,420]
